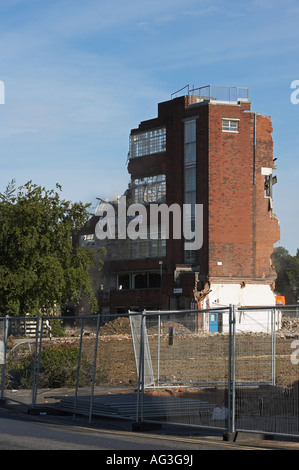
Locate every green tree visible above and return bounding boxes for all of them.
[0,180,102,316]
[273,246,299,304]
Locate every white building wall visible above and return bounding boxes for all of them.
[203,283,280,333]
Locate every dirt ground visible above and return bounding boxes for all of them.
[74,316,299,390]
[8,315,298,390]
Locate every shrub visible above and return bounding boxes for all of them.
[7,343,108,389]
[48,319,66,338]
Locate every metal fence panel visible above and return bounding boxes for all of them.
[234,306,299,437]
[1,317,42,406]
[0,307,298,438]
[141,308,232,429]
[0,314,140,423]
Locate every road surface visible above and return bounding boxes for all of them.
[0,406,297,453]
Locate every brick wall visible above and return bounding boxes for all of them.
[208,104,279,282]
[208,103,254,278]
[254,114,280,280]
[107,95,280,312]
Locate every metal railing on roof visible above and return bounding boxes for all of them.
[171,84,249,102]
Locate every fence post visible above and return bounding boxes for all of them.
[89,313,100,424]
[227,305,236,436]
[32,317,44,407]
[157,312,161,385]
[73,316,85,420]
[271,308,276,386]
[1,316,9,401]
[136,310,145,424]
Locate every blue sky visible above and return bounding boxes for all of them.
[0,0,299,254]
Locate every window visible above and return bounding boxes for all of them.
[131,174,166,204]
[184,120,197,263]
[118,274,130,290]
[133,272,161,289]
[185,167,196,192]
[80,233,95,247]
[130,127,166,158]
[117,272,161,290]
[107,236,166,261]
[185,249,197,264]
[184,120,196,163]
[134,273,147,289]
[148,273,161,288]
[222,118,239,133]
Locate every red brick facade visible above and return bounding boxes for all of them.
[94,91,280,313]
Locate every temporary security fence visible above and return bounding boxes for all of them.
[0,305,298,439]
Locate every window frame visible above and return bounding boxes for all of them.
[130,127,166,158]
[117,272,161,290]
[221,118,239,133]
[131,174,166,204]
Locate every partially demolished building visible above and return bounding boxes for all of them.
[79,85,280,327]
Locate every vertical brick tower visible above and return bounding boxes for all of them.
[93,86,280,319]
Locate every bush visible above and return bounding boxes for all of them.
[7,343,108,389]
[48,319,66,338]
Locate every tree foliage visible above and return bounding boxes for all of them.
[0,180,102,316]
[273,246,299,304]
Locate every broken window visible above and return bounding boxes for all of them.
[117,272,161,290]
[134,272,161,289]
[264,174,277,211]
[79,233,95,247]
[130,174,166,204]
[134,273,148,289]
[118,274,130,290]
[130,127,166,158]
[264,174,277,198]
[105,237,166,261]
[148,272,161,288]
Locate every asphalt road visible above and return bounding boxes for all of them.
[0,406,298,453]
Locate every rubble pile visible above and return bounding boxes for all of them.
[281,316,299,332]
[99,316,132,336]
